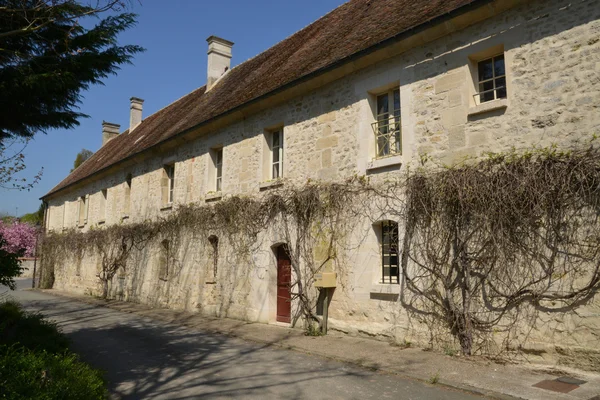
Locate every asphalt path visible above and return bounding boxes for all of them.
[4,279,487,400]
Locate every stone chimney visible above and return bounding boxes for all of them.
[129,97,144,132]
[206,36,233,91]
[102,121,120,146]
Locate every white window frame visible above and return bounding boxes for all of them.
[475,53,507,105]
[372,88,401,159]
[214,148,223,192]
[380,220,399,284]
[99,189,107,223]
[78,195,88,227]
[271,129,283,179]
[165,164,175,204]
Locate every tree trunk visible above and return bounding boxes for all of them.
[101,279,108,299]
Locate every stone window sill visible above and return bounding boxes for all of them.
[366,155,402,172]
[259,179,284,191]
[205,192,222,202]
[78,224,85,229]
[97,220,106,225]
[370,283,401,295]
[160,203,173,211]
[468,98,508,117]
[121,214,129,220]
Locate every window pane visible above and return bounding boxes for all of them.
[478,58,494,81]
[496,77,507,99]
[273,146,280,163]
[378,136,389,157]
[377,93,389,115]
[273,163,279,179]
[393,89,400,111]
[479,81,495,103]
[216,149,222,165]
[272,131,280,147]
[494,55,505,77]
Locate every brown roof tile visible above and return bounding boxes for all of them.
[44,0,479,198]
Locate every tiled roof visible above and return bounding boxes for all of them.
[44,0,479,198]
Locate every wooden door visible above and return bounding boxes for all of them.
[276,246,291,323]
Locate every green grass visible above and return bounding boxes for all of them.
[0,302,108,399]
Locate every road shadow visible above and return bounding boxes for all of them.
[21,297,369,399]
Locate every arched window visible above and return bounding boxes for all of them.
[380,220,399,284]
[158,239,170,281]
[208,235,218,279]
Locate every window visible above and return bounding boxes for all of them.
[271,129,283,179]
[158,239,170,280]
[381,221,399,284]
[166,165,175,203]
[372,89,401,158]
[99,189,107,222]
[78,195,88,227]
[161,165,175,205]
[214,148,223,192]
[208,235,218,279]
[124,174,132,215]
[476,54,506,104]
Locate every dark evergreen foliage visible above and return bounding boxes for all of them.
[0,0,144,142]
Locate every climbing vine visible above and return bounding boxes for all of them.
[392,145,600,355]
[39,144,600,353]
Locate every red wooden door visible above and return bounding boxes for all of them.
[276,246,291,323]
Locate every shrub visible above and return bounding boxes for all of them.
[0,345,107,400]
[0,302,69,354]
[0,302,107,399]
[0,236,23,290]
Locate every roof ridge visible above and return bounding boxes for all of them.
[44,0,481,199]
[230,0,353,70]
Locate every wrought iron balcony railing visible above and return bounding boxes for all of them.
[372,117,402,159]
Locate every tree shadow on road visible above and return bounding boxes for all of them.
[22,298,370,399]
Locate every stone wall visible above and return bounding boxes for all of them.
[44,0,600,369]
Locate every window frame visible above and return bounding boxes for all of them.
[380,220,399,284]
[99,189,107,223]
[271,128,284,179]
[77,195,88,227]
[372,88,401,159]
[475,53,507,104]
[158,239,170,281]
[164,164,175,204]
[124,173,132,216]
[214,148,223,192]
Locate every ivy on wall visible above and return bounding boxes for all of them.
[39,143,600,355]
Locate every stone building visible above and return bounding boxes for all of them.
[41,0,600,366]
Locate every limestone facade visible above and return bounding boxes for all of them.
[44,0,600,367]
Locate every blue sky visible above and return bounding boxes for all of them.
[1,0,346,216]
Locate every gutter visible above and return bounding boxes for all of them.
[42,0,494,200]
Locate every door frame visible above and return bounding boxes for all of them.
[274,244,291,323]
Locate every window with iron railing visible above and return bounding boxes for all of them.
[475,54,506,104]
[372,89,401,158]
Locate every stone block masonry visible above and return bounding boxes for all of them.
[44,0,600,369]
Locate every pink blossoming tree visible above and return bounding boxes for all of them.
[0,221,38,257]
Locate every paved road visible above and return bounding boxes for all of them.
[5,279,487,400]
